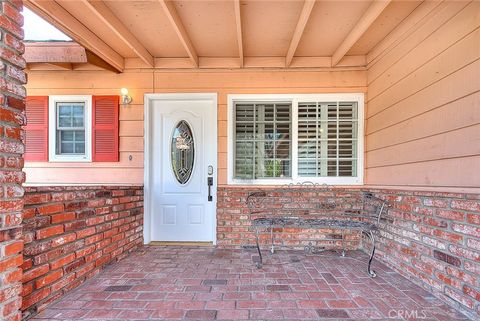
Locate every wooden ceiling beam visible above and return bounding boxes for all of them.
[331,0,391,66]
[286,0,315,67]
[123,55,367,70]
[158,0,199,67]
[80,0,154,67]
[233,0,244,67]
[85,50,121,73]
[45,62,73,70]
[25,0,124,72]
[24,42,87,63]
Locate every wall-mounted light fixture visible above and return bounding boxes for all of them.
[120,88,132,105]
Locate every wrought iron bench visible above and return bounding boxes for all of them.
[247,183,388,277]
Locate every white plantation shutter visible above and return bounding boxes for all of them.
[235,103,255,178]
[232,96,361,183]
[234,102,292,179]
[297,101,358,177]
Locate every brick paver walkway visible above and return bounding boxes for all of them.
[32,246,471,320]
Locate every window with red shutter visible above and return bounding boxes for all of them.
[24,96,49,161]
[92,96,119,162]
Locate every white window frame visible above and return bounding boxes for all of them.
[227,93,364,185]
[48,95,92,162]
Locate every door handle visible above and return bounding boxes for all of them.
[207,177,213,202]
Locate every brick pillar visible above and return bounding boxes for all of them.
[0,1,26,320]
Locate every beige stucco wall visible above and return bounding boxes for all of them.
[364,2,480,191]
[25,69,367,186]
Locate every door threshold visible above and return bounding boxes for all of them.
[148,241,214,247]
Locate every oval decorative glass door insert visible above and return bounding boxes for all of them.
[171,120,195,184]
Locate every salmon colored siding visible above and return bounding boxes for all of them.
[24,2,480,192]
[365,2,480,191]
[25,69,367,186]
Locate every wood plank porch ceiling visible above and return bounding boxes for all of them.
[25,0,423,73]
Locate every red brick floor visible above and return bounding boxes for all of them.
[32,246,471,321]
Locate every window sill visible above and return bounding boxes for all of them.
[48,156,92,163]
[228,178,364,186]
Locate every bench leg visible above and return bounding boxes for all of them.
[366,230,377,278]
[255,226,263,269]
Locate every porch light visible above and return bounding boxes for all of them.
[120,87,132,105]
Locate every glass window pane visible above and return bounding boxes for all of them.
[73,116,84,127]
[276,104,291,122]
[236,123,254,140]
[235,104,254,122]
[61,142,74,154]
[61,130,74,142]
[339,121,357,139]
[339,160,356,177]
[58,105,71,117]
[298,159,316,177]
[256,104,274,122]
[235,157,254,179]
[171,120,195,184]
[75,142,85,154]
[327,159,337,176]
[74,130,85,142]
[298,101,358,178]
[339,140,357,158]
[57,103,84,128]
[58,116,72,127]
[55,101,87,156]
[73,105,84,116]
[234,102,292,179]
[339,102,358,119]
[57,129,86,155]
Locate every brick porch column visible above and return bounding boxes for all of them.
[0,1,26,320]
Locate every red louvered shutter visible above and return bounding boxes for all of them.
[92,96,119,162]
[24,96,48,161]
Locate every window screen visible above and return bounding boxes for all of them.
[234,102,292,179]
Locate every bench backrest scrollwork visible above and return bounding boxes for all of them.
[246,183,389,227]
[362,192,389,226]
[246,191,268,214]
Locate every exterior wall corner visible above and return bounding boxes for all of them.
[0,1,27,320]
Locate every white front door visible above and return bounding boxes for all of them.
[144,94,217,243]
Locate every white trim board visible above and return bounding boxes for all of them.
[227,93,365,185]
[143,93,218,245]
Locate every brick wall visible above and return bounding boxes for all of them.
[0,1,26,320]
[217,187,367,250]
[216,186,480,319]
[21,186,143,318]
[368,189,479,319]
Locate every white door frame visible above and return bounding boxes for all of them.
[143,93,218,244]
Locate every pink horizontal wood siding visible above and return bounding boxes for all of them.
[24,2,479,192]
[365,2,480,191]
[25,69,367,186]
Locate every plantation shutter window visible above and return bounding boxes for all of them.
[92,96,119,162]
[230,94,363,184]
[297,102,357,177]
[234,102,292,179]
[25,96,49,161]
